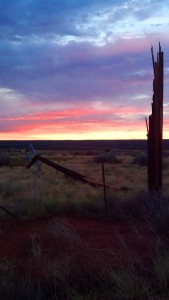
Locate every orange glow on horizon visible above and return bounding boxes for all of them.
[0,106,168,140]
[0,124,169,141]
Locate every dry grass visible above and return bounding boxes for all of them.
[1,216,169,299]
[2,148,169,298]
[0,148,168,220]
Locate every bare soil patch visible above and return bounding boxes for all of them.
[0,216,155,261]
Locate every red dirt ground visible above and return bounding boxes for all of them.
[2,215,168,294]
[0,216,155,261]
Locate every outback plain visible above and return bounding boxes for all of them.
[1,140,169,299]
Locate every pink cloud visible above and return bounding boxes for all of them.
[0,108,146,137]
[100,33,169,56]
[0,102,165,139]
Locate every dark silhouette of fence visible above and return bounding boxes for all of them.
[26,154,111,190]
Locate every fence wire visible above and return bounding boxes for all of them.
[1,157,168,219]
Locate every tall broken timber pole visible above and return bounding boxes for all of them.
[147,43,163,194]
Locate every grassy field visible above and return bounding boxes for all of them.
[1,148,169,299]
[1,147,169,218]
[0,148,150,218]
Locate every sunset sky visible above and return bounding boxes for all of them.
[0,0,169,140]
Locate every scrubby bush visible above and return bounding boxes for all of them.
[93,153,121,164]
[132,153,147,166]
[0,155,10,167]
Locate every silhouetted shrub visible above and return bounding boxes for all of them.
[93,154,121,164]
[73,150,95,156]
[0,155,10,167]
[163,151,169,158]
[133,153,147,166]
[83,150,94,156]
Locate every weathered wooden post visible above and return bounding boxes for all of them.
[147,43,163,194]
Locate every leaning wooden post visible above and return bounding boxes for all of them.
[147,43,164,194]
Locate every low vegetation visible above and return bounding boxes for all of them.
[0,148,169,299]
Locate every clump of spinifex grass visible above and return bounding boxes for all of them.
[109,189,169,230]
